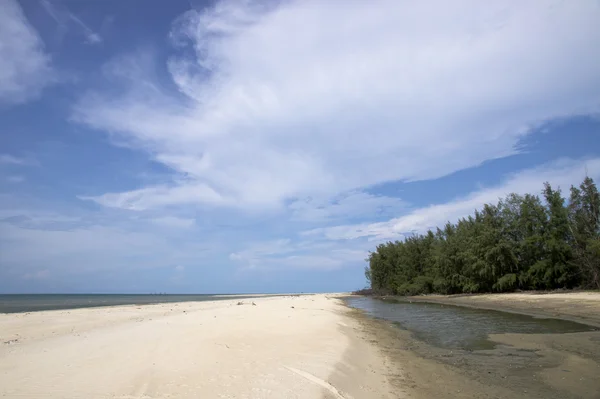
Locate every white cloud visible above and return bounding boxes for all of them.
[256,252,364,271]
[6,175,24,183]
[69,14,102,45]
[289,191,405,222]
[40,0,102,45]
[0,212,81,227]
[305,158,600,241]
[0,0,53,104]
[0,191,227,279]
[231,238,367,271]
[150,216,195,228]
[0,154,28,165]
[0,212,219,280]
[79,183,231,210]
[229,239,293,263]
[22,269,50,280]
[0,223,165,264]
[73,0,600,211]
[230,242,368,271]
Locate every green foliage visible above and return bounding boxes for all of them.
[568,177,600,288]
[396,276,433,295]
[493,273,517,292]
[366,178,600,295]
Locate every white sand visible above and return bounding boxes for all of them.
[0,294,398,398]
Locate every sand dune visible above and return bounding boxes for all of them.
[0,295,399,398]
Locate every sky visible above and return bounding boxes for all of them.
[0,0,599,294]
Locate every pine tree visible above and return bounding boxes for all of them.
[364,178,599,295]
[569,177,600,288]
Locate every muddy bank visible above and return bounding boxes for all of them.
[344,293,600,398]
[405,291,600,328]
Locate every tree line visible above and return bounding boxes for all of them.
[365,177,600,295]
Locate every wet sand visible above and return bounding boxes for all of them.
[2,292,598,398]
[350,291,600,398]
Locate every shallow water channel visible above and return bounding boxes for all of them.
[345,296,596,350]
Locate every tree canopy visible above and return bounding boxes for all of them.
[366,177,600,295]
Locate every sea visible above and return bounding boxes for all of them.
[0,294,269,314]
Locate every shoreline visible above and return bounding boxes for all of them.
[0,293,299,314]
[400,291,600,328]
[0,294,401,398]
[346,291,600,398]
[3,292,599,398]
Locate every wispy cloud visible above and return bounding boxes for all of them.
[230,239,294,263]
[72,0,600,213]
[233,157,600,273]
[150,216,195,229]
[68,13,102,44]
[230,239,367,271]
[0,211,214,276]
[79,183,230,210]
[289,191,405,223]
[6,175,25,183]
[0,154,28,165]
[305,158,600,242]
[40,0,102,45]
[0,195,218,282]
[0,0,53,104]
[22,269,50,280]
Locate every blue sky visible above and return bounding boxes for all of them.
[1,0,599,294]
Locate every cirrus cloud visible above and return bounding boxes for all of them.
[0,0,53,105]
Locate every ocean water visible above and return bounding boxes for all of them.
[0,294,267,314]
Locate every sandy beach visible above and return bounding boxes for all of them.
[0,295,400,399]
[2,292,600,399]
